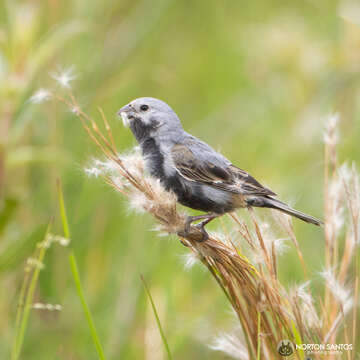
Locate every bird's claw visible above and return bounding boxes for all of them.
[177,223,209,243]
[177,214,216,242]
[194,223,209,241]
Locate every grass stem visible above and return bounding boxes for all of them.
[57,179,106,360]
[257,310,261,360]
[11,222,52,360]
[140,274,172,360]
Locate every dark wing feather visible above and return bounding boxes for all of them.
[171,143,276,196]
[229,165,276,196]
[171,144,232,184]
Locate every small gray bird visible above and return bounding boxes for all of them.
[118,97,322,241]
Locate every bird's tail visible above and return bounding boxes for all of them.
[246,196,323,226]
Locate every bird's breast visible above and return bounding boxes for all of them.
[140,137,166,181]
[140,137,239,213]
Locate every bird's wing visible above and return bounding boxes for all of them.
[171,140,276,196]
[228,164,276,196]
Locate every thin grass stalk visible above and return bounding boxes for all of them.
[140,275,173,360]
[352,277,358,360]
[256,310,261,360]
[13,265,31,334]
[273,212,308,278]
[57,179,106,360]
[324,124,338,347]
[324,132,331,311]
[353,246,359,360]
[11,222,52,360]
[197,247,258,358]
[97,107,117,153]
[68,253,106,360]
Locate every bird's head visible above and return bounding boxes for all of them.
[117,97,183,142]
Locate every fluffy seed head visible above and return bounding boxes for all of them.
[292,281,321,328]
[51,67,77,88]
[84,167,102,178]
[320,268,352,306]
[33,303,63,311]
[29,88,52,104]
[182,252,201,270]
[323,113,339,145]
[209,333,249,360]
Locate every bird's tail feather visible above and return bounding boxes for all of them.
[247,196,323,226]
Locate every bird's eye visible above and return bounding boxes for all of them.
[140,104,149,111]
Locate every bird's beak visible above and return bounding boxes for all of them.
[117,104,135,127]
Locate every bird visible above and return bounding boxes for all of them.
[118,97,322,241]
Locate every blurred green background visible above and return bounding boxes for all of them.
[1,0,360,358]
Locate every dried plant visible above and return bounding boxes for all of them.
[35,78,359,359]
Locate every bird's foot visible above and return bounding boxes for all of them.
[177,226,207,242]
[177,214,215,242]
[177,227,208,242]
[194,222,209,242]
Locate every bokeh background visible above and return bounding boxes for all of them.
[1,0,360,358]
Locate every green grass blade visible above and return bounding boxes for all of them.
[68,251,106,360]
[140,275,172,360]
[11,222,52,360]
[257,311,261,360]
[291,320,304,360]
[57,179,106,360]
[56,179,70,239]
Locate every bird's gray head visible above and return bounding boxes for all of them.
[117,97,183,143]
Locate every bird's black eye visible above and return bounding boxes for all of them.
[140,104,149,111]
